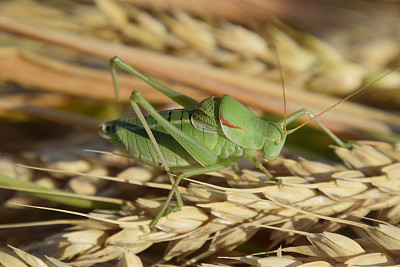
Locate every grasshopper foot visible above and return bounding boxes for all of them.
[343,140,357,149]
[270,176,283,186]
[149,219,158,232]
[149,205,182,232]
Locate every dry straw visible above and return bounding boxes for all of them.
[2,141,400,266]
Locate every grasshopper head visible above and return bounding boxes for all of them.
[98,120,125,150]
[99,118,139,153]
[261,122,286,163]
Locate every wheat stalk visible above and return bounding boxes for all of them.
[1,141,400,266]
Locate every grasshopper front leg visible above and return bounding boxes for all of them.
[282,108,353,148]
[245,149,282,185]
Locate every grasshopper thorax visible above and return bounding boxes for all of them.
[261,121,286,163]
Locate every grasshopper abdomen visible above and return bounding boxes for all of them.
[100,109,243,172]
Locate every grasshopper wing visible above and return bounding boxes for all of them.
[191,96,224,134]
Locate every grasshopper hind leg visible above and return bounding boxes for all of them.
[148,161,236,231]
[129,93,184,219]
[110,56,198,109]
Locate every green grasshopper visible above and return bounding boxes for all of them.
[99,56,355,231]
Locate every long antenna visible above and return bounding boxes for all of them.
[264,26,287,136]
[288,66,400,134]
[235,0,287,135]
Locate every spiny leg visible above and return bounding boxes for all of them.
[245,149,282,185]
[149,161,235,231]
[233,162,242,175]
[254,163,282,185]
[110,56,198,109]
[129,97,183,211]
[281,108,352,148]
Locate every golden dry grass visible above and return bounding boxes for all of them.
[1,141,400,266]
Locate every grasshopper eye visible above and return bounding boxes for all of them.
[99,123,109,134]
[274,139,281,145]
[98,122,115,139]
[105,124,113,133]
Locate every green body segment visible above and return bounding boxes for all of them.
[106,109,244,172]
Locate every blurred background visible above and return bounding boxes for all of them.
[1,0,400,157]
